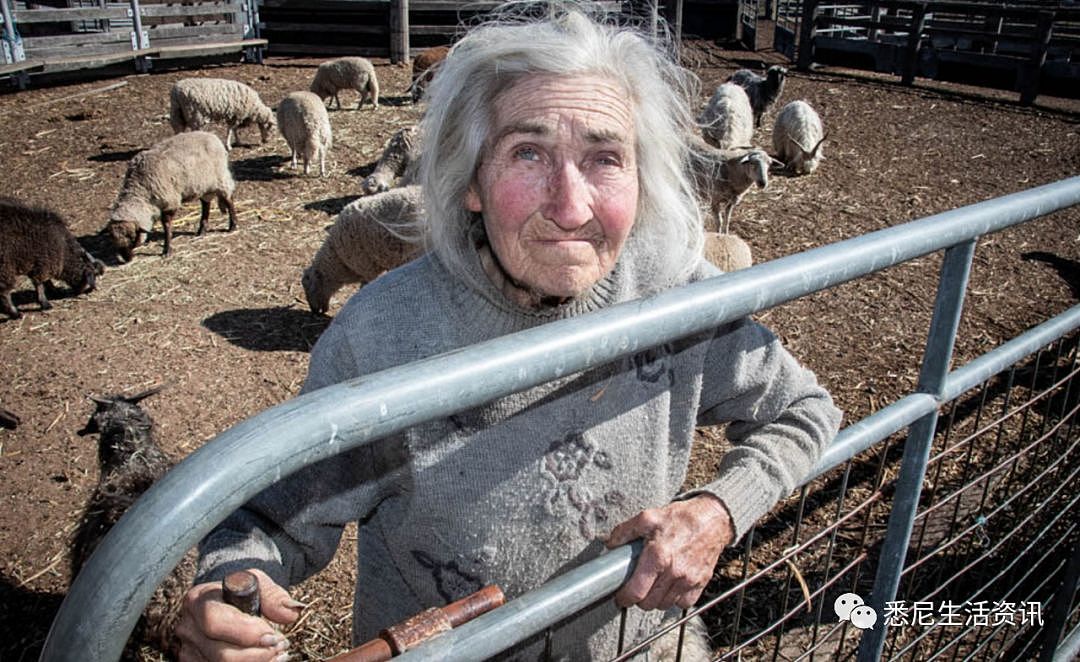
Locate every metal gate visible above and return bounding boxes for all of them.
[774,0,802,60]
[739,0,758,50]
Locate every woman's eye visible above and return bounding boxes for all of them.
[514,146,540,161]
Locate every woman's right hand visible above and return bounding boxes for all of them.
[177,568,303,661]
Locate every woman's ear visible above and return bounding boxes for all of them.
[465,182,483,213]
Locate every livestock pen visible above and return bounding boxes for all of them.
[43,176,1080,660]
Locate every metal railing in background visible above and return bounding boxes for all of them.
[41,176,1080,660]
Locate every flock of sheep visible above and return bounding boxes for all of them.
[0,48,827,656]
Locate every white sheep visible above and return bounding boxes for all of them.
[773,100,827,176]
[698,82,754,150]
[727,65,788,128]
[302,185,425,314]
[277,91,333,177]
[105,131,237,262]
[310,57,380,110]
[169,78,276,151]
[688,135,777,234]
[362,125,420,195]
[703,232,753,273]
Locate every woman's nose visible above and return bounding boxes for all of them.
[544,161,591,230]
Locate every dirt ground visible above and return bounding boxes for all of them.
[1,40,1078,660]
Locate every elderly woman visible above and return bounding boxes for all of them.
[177,4,841,660]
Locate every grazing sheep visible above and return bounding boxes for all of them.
[688,137,777,234]
[727,65,787,128]
[362,125,420,195]
[302,185,425,315]
[704,232,753,273]
[169,78,276,151]
[310,56,380,110]
[277,91,333,177]
[106,131,237,262]
[773,100,827,176]
[698,82,755,150]
[411,45,449,102]
[73,384,194,659]
[0,198,104,319]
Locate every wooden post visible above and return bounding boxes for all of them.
[1019,10,1054,106]
[670,0,683,49]
[900,2,928,86]
[389,0,409,64]
[796,0,820,72]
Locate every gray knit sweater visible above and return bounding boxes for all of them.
[197,230,841,659]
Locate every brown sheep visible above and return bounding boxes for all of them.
[0,198,104,319]
[411,45,450,102]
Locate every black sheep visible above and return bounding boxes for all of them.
[0,197,105,319]
[73,385,194,659]
[727,65,788,128]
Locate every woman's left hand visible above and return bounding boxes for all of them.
[605,494,734,611]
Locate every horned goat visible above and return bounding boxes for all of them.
[688,136,777,234]
[73,384,194,659]
[773,100,827,176]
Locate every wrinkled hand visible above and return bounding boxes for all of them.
[605,494,734,611]
[176,568,303,662]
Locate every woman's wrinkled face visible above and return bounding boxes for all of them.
[466,74,639,300]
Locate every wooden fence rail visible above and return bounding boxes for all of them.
[1,0,266,88]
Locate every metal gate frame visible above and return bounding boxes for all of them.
[41,176,1080,661]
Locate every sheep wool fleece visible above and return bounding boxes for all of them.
[197,230,842,659]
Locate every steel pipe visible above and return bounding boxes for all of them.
[41,177,1080,660]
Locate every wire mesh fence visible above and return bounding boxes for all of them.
[588,331,1080,661]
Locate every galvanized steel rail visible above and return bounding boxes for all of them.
[41,176,1080,660]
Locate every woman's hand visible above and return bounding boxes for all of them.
[176,568,302,661]
[605,494,734,611]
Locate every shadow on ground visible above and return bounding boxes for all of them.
[202,305,330,352]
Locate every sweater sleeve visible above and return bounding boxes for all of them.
[196,315,400,588]
[684,317,842,542]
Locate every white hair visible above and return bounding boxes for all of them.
[417,1,705,295]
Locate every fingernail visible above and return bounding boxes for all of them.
[273,639,291,653]
[259,633,286,648]
[283,598,308,609]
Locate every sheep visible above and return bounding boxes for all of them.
[0,197,105,319]
[704,232,753,273]
[773,100,827,176]
[362,124,420,195]
[727,65,787,128]
[410,45,449,103]
[72,384,195,659]
[105,131,237,262]
[302,185,425,315]
[169,78,276,151]
[698,82,755,150]
[277,91,333,177]
[310,56,380,110]
[687,136,778,234]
